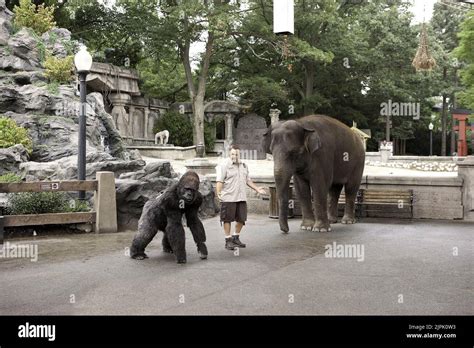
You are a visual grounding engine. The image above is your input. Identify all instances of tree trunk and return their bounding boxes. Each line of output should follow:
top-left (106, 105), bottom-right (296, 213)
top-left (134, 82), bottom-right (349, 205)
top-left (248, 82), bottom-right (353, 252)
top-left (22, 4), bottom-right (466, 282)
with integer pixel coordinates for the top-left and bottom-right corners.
top-left (450, 69), bottom-right (458, 155)
top-left (441, 67), bottom-right (448, 156)
top-left (192, 96), bottom-right (205, 147)
top-left (386, 115), bottom-right (391, 142)
top-left (180, 24), bottom-right (214, 151)
top-left (303, 60), bottom-right (315, 116)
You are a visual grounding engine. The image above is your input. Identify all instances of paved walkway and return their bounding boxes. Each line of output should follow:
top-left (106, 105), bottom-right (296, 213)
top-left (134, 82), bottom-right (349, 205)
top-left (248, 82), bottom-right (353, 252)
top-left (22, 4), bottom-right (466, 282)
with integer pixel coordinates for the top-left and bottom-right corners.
top-left (1, 216), bottom-right (472, 315)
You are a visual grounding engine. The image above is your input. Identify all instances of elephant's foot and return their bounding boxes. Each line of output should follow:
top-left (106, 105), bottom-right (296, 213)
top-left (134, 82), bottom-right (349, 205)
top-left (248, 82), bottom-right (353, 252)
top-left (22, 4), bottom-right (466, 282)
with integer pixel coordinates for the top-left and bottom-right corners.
top-left (312, 220), bottom-right (332, 233)
top-left (300, 219), bottom-right (315, 231)
top-left (328, 215), bottom-right (338, 224)
top-left (280, 220), bottom-right (289, 234)
top-left (341, 215), bottom-right (356, 224)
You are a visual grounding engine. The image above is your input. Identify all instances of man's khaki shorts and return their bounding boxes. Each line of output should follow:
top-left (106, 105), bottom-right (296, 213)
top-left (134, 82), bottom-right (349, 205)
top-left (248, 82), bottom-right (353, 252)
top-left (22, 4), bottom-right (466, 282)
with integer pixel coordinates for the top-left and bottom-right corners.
top-left (220, 201), bottom-right (247, 224)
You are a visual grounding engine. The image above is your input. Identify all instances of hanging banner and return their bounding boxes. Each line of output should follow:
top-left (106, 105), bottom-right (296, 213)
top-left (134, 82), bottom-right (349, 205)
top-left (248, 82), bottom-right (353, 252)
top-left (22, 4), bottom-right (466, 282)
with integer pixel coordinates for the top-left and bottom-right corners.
top-left (273, 0), bottom-right (294, 35)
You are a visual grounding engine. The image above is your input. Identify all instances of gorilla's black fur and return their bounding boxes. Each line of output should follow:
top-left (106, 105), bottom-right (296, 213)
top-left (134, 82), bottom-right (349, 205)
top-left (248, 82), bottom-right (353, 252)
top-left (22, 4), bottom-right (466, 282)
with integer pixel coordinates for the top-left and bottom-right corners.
top-left (130, 171), bottom-right (208, 263)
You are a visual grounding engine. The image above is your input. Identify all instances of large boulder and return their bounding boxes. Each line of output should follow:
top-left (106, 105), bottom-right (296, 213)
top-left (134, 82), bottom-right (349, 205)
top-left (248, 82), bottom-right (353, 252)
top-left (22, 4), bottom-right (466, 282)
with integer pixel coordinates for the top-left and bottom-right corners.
top-left (0, 144), bottom-right (29, 175)
top-left (2, 28), bottom-right (42, 71)
top-left (41, 28), bottom-right (76, 58)
top-left (119, 160), bottom-right (176, 181)
top-left (20, 152), bottom-right (147, 181)
top-left (115, 177), bottom-right (175, 230)
top-left (0, 84), bottom-right (58, 114)
top-left (198, 175), bottom-right (219, 218)
top-left (0, 0), bottom-right (13, 46)
top-left (4, 112), bottom-right (82, 162)
top-left (0, 84), bottom-right (78, 115)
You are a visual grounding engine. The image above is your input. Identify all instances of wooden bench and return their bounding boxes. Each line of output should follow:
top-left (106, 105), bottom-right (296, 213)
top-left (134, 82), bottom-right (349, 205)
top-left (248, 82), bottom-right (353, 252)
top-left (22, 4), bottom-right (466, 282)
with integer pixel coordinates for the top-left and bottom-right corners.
top-left (269, 186), bottom-right (414, 219)
top-left (358, 189), bottom-right (413, 219)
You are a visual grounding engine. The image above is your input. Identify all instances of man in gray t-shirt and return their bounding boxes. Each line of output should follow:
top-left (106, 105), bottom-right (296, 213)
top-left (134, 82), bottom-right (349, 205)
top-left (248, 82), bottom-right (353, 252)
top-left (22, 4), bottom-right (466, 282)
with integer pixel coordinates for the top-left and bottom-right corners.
top-left (216, 145), bottom-right (266, 250)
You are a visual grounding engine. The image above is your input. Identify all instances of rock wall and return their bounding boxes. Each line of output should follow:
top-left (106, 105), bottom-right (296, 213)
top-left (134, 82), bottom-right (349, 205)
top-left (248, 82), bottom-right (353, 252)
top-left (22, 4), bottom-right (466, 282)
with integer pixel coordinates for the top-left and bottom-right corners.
top-left (0, 5), bottom-right (218, 227)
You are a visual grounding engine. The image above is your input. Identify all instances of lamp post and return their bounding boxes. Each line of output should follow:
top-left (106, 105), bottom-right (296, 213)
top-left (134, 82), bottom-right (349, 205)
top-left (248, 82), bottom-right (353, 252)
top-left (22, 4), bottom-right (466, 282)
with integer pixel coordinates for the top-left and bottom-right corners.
top-left (429, 122), bottom-right (434, 156)
top-left (74, 45), bottom-right (93, 200)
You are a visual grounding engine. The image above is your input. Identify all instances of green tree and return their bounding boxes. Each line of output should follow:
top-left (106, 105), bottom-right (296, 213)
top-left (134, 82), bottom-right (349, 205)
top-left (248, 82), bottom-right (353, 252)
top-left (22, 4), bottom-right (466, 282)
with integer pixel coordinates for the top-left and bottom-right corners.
top-left (455, 10), bottom-right (474, 110)
top-left (431, 2), bottom-right (466, 155)
top-left (129, 0), bottom-right (244, 150)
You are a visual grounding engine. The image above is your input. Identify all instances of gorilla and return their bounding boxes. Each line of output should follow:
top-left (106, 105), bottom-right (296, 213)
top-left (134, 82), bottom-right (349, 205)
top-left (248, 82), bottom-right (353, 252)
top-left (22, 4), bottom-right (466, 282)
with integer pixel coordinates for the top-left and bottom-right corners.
top-left (130, 171), bottom-right (208, 263)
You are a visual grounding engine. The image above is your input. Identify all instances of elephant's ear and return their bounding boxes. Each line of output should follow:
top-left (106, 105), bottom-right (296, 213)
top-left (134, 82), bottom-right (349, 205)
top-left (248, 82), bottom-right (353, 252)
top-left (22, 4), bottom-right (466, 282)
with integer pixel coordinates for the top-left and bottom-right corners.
top-left (303, 127), bottom-right (322, 153)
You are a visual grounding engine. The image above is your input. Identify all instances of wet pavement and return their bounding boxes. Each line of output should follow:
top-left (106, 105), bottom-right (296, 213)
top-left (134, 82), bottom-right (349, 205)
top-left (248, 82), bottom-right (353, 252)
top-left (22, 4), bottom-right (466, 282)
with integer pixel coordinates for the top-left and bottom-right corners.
top-left (0, 215), bottom-right (472, 315)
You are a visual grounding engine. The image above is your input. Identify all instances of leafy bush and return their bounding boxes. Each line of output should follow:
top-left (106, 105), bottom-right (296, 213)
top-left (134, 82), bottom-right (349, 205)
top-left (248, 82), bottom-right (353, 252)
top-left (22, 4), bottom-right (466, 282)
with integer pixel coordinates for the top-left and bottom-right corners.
top-left (8, 192), bottom-right (68, 215)
top-left (46, 81), bottom-right (60, 95)
top-left (0, 173), bottom-right (22, 183)
top-left (13, 0), bottom-right (56, 35)
top-left (0, 117), bottom-right (33, 153)
top-left (7, 192), bottom-right (90, 215)
top-left (44, 55), bottom-right (74, 84)
top-left (153, 111), bottom-right (216, 150)
top-left (65, 200), bottom-right (90, 213)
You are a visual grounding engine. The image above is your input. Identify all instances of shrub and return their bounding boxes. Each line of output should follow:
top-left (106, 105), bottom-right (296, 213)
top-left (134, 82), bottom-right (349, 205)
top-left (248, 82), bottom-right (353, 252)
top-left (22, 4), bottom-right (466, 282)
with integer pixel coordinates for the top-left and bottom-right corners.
top-left (0, 117), bottom-right (33, 153)
top-left (153, 111), bottom-right (216, 150)
top-left (44, 55), bottom-right (74, 84)
top-left (7, 192), bottom-right (90, 215)
top-left (8, 192), bottom-right (69, 215)
top-left (13, 0), bottom-right (56, 35)
top-left (46, 81), bottom-right (60, 95)
top-left (0, 173), bottom-right (22, 183)
top-left (65, 199), bottom-right (90, 213)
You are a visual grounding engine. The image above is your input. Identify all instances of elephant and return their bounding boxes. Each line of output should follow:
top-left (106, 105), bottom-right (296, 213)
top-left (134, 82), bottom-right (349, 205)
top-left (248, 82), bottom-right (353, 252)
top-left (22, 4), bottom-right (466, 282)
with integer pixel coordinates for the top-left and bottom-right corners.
top-left (263, 115), bottom-right (365, 233)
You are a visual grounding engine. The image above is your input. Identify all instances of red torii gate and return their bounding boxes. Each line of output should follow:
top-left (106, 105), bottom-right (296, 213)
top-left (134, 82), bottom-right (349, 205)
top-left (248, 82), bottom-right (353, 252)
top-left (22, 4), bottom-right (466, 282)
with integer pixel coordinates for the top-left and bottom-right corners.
top-left (452, 109), bottom-right (474, 156)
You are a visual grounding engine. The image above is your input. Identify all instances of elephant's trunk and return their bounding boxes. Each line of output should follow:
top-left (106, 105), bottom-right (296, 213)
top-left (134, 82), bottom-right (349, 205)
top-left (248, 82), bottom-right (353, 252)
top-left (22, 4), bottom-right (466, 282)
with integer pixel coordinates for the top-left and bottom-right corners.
top-left (274, 167), bottom-right (292, 233)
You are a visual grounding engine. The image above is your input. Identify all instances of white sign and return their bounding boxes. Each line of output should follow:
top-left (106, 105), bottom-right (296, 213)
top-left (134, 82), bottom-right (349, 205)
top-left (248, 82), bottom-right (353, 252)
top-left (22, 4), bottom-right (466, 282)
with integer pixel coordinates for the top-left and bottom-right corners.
top-left (273, 0), bottom-right (294, 35)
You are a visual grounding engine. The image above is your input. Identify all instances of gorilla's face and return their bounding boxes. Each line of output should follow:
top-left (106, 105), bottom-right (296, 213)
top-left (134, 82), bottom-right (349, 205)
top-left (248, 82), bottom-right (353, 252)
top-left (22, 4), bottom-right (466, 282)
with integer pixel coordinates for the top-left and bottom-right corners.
top-left (177, 171), bottom-right (200, 204)
top-left (180, 186), bottom-right (197, 203)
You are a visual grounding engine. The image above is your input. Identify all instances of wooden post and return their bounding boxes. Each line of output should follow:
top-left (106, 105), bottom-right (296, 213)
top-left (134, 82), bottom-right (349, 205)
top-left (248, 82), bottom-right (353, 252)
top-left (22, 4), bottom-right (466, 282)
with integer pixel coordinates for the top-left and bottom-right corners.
top-left (94, 171), bottom-right (117, 233)
top-left (0, 216), bottom-right (4, 245)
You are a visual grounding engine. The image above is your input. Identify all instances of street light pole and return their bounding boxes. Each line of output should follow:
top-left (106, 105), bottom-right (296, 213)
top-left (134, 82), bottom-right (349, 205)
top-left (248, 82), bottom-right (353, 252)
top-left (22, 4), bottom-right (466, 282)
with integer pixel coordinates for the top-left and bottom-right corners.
top-left (429, 122), bottom-right (434, 156)
top-left (74, 45), bottom-right (93, 200)
top-left (78, 71), bottom-right (88, 200)
top-left (430, 129), bottom-right (433, 156)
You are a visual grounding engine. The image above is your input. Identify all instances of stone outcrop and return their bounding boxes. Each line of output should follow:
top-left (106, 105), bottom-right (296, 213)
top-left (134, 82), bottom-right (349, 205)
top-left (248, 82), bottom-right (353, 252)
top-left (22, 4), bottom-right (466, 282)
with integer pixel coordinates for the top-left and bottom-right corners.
top-left (0, 0), bottom-right (13, 46)
top-left (41, 28), bottom-right (76, 59)
top-left (0, 144), bottom-right (28, 175)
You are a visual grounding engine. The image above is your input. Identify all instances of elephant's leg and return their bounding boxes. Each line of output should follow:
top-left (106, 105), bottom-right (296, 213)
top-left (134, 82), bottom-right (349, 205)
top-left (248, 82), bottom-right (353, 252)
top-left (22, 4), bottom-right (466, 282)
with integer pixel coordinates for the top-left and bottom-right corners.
top-left (311, 183), bottom-right (331, 233)
top-left (341, 186), bottom-right (357, 224)
top-left (342, 166), bottom-right (364, 224)
top-left (294, 175), bottom-right (314, 231)
top-left (328, 184), bottom-right (343, 223)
